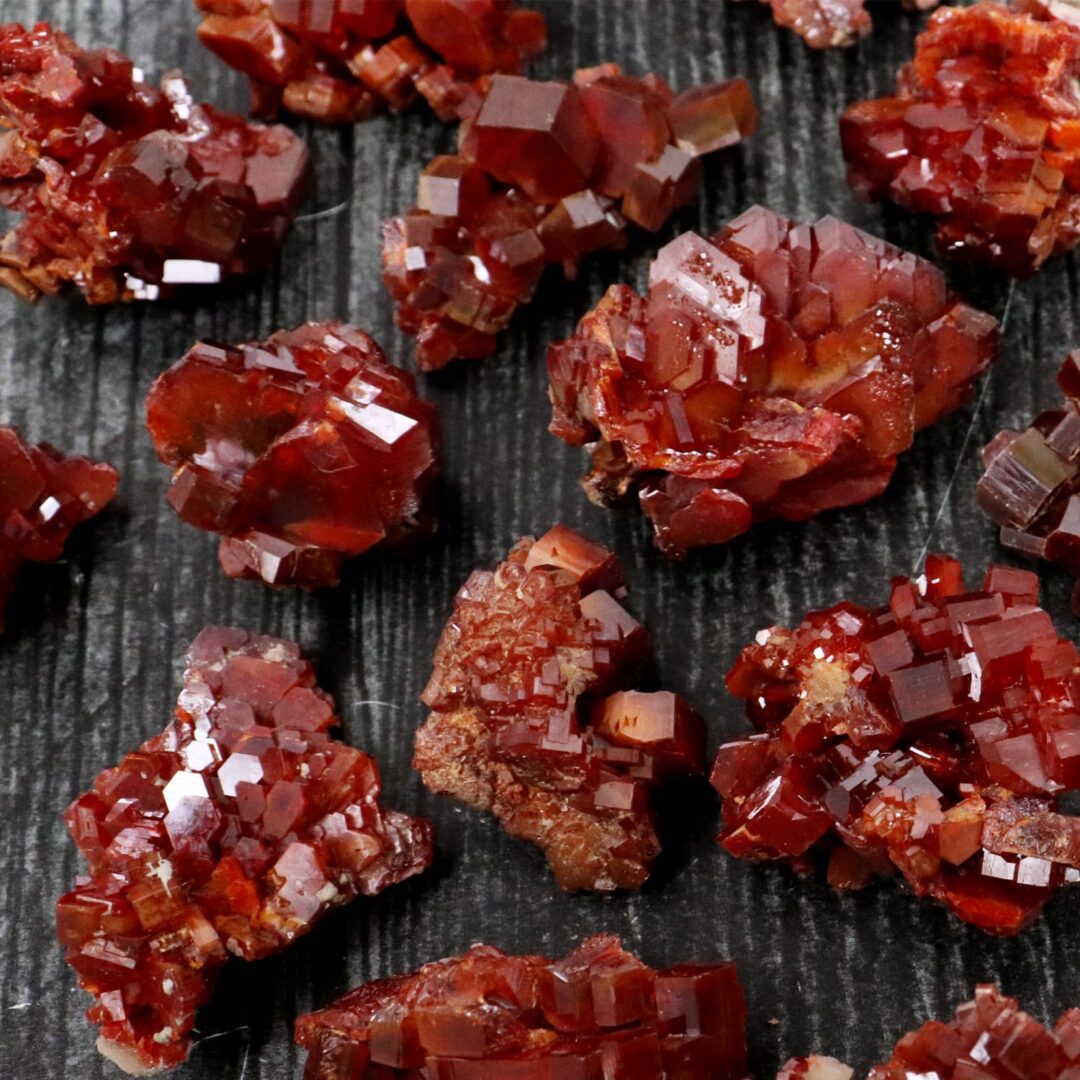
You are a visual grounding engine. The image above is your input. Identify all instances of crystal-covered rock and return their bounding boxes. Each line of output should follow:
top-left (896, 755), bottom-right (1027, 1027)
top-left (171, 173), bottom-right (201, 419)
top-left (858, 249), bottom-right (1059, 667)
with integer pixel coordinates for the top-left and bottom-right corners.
top-left (744, 0), bottom-right (939, 49)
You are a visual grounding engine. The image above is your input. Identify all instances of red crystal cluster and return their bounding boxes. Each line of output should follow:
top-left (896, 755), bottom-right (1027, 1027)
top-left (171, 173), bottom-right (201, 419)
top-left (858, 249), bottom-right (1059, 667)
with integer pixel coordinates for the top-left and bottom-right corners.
top-left (414, 524), bottom-right (706, 891)
top-left (146, 321), bottom-right (441, 590)
top-left (840, 1), bottom-right (1080, 277)
top-left (0, 22), bottom-right (308, 304)
top-left (57, 627), bottom-right (433, 1074)
top-left (712, 555), bottom-right (1080, 934)
top-left (383, 67), bottom-right (758, 370)
top-left (978, 350), bottom-right (1080, 613)
top-left (547, 206), bottom-right (998, 557)
top-left (0, 427), bottom-right (117, 629)
top-left (747, 0), bottom-right (938, 50)
top-left (196, 0), bottom-right (547, 124)
top-left (295, 933), bottom-right (748, 1079)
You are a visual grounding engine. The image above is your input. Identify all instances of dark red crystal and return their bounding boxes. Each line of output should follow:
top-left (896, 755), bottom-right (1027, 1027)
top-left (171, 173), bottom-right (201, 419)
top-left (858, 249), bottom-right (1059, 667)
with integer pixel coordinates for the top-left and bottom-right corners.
top-left (383, 66), bottom-right (758, 370)
top-left (840, 1), bottom-right (1080, 277)
top-left (146, 321), bottom-right (441, 590)
top-left (57, 626), bottom-right (433, 1074)
top-left (196, 0), bottom-right (547, 124)
top-left (0, 427), bottom-right (117, 629)
top-left (0, 22), bottom-right (307, 304)
top-left (711, 555), bottom-right (1080, 934)
top-left (977, 349), bottom-right (1080, 614)
top-left (415, 524), bottom-right (706, 891)
top-left (547, 206), bottom-right (998, 557)
top-left (295, 933), bottom-right (748, 1079)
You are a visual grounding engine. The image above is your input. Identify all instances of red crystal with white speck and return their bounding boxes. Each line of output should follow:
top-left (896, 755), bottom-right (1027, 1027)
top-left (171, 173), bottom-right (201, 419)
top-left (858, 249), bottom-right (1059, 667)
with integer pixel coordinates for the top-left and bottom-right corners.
top-left (414, 524), bottom-right (706, 891)
top-left (747, 0), bottom-right (939, 49)
top-left (196, 0), bottom-right (547, 124)
top-left (295, 933), bottom-right (748, 1080)
top-left (146, 321), bottom-right (441, 589)
top-left (712, 556), bottom-right (1080, 934)
top-left (57, 627), bottom-right (433, 1074)
top-left (547, 206), bottom-right (998, 557)
top-left (0, 427), bottom-right (117, 629)
top-left (840, 1), bottom-right (1080, 277)
top-left (0, 22), bottom-right (308, 304)
top-left (383, 66), bottom-right (757, 370)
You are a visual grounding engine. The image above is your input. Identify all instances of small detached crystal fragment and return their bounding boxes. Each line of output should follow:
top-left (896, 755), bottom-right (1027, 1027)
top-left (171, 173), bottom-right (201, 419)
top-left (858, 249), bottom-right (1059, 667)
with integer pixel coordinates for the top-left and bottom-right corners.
top-left (978, 350), bottom-right (1080, 613)
top-left (841, 1), bottom-right (1080, 277)
top-left (0, 427), bottom-right (117, 629)
top-left (415, 524), bottom-right (707, 891)
top-left (0, 22), bottom-right (308, 304)
top-left (548, 206), bottom-right (998, 557)
top-left (745, 0), bottom-right (938, 49)
top-left (712, 555), bottom-right (1080, 935)
top-left (146, 321), bottom-right (441, 590)
top-left (383, 66), bottom-right (758, 370)
top-left (295, 933), bottom-right (748, 1080)
top-left (196, 0), bottom-right (547, 124)
top-left (58, 627), bottom-right (433, 1075)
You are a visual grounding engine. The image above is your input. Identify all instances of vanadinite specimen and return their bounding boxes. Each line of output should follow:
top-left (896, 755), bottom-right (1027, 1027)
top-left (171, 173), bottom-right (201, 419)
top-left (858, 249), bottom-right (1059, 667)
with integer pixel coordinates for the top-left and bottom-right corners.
top-left (0, 22), bottom-right (307, 304)
top-left (57, 626), bottom-right (433, 1075)
top-left (196, 0), bottom-right (547, 124)
top-left (547, 206), bottom-right (998, 557)
top-left (780, 986), bottom-right (1080, 1078)
top-left (0, 427), bottom-right (117, 629)
top-left (295, 933), bottom-right (748, 1079)
top-left (383, 67), bottom-right (758, 370)
top-left (415, 524), bottom-right (706, 891)
top-left (146, 321), bottom-right (441, 589)
top-left (712, 555), bottom-right (1080, 934)
top-left (977, 350), bottom-right (1080, 613)
top-left (746, 0), bottom-right (938, 50)
top-left (840, 1), bottom-right (1080, 277)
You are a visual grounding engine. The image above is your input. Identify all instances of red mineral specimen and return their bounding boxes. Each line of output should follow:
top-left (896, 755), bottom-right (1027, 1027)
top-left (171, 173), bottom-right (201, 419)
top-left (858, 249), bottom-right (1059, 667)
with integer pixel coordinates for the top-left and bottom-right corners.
top-left (146, 321), bottom-right (441, 590)
top-left (383, 67), bottom-right (758, 370)
top-left (196, 0), bottom-right (547, 124)
top-left (547, 206), bottom-right (998, 557)
top-left (0, 427), bottom-right (117, 629)
top-left (57, 626), bottom-right (433, 1075)
top-left (415, 524), bottom-right (707, 891)
top-left (711, 555), bottom-right (1080, 934)
top-left (295, 933), bottom-right (748, 1079)
top-left (0, 22), bottom-right (308, 304)
top-left (840, 1), bottom-right (1080, 277)
top-left (977, 350), bottom-right (1080, 613)
top-left (746, 0), bottom-right (939, 49)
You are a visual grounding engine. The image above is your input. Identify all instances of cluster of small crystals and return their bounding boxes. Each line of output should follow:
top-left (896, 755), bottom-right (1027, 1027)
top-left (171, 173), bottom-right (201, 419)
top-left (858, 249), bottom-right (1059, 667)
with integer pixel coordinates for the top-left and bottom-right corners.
top-left (0, 427), bottom-right (117, 629)
top-left (840, 1), bottom-right (1080, 277)
top-left (146, 321), bottom-right (441, 590)
top-left (383, 66), bottom-right (758, 370)
top-left (0, 22), bottom-right (308, 304)
top-left (547, 206), bottom-right (998, 558)
top-left (712, 556), bottom-right (1080, 935)
top-left (977, 350), bottom-right (1080, 614)
top-left (414, 524), bottom-right (706, 892)
top-left (57, 627), bottom-right (433, 1075)
top-left (746, 0), bottom-right (938, 49)
top-left (196, 0), bottom-right (547, 124)
top-left (295, 933), bottom-right (748, 1079)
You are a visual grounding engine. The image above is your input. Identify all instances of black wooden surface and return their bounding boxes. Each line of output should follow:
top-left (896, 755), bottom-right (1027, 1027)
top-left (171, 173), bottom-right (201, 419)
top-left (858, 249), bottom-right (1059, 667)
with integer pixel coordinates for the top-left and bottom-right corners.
top-left (1, 1), bottom-right (1077, 1077)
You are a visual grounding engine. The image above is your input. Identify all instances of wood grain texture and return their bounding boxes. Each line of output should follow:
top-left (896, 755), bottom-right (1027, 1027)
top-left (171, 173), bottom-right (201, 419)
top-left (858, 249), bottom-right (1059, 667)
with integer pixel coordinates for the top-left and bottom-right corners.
top-left (0, 1), bottom-right (1077, 1076)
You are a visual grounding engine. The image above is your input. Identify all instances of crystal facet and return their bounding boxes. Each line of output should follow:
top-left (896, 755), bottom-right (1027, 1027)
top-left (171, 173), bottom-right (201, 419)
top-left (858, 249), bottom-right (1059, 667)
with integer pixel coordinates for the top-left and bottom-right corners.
top-left (712, 556), bottom-right (1080, 934)
top-left (196, 0), bottom-right (547, 124)
top-left (146, 321), bottom-right (441, 589)
top-left (58, 627), bottom-right (433, 1073)
top-left (383, 67), bottom-right (757, 370)
top-left (547, 206), bottom-right (998, 557)
top-left (295, 934), bottom-right (748, 1080)
top-left (0, 22), bottom-right (308, 304)
top-left (0, 427), bottom-right (117, 629)
top-left (840, 1), bottom-right (1080, 277)
top-left (415, 525), bottom-right (706, 891)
